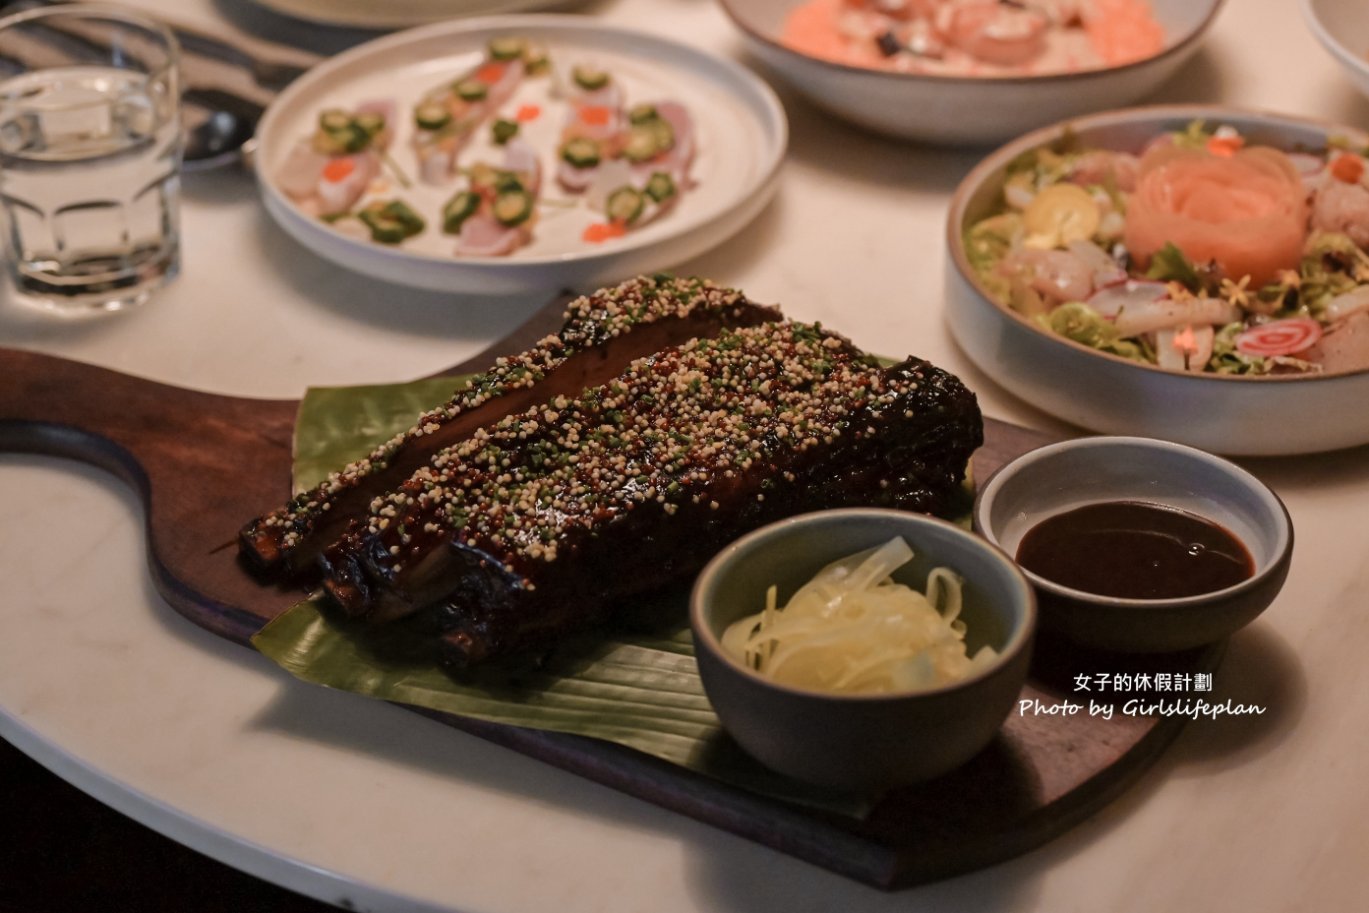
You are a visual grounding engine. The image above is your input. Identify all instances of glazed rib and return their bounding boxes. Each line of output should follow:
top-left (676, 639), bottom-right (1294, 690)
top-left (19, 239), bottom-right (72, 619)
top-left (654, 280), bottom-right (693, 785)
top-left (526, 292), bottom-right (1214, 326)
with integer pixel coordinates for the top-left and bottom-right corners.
top-left (239, 276), bottom-right (777, 577)
top-left (319, 320), bottom-right (983, 665)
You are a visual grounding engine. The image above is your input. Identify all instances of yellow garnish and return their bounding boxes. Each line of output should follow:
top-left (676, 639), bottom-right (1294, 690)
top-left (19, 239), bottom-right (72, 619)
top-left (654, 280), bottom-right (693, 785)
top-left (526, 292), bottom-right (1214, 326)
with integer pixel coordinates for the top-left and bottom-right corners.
top-left (1166, 281), bottom-right (1195, 302)
top-left (1220, 275), bottom-right (1252, 308)
top-left (1022, 183), bottom-right (1101, 250)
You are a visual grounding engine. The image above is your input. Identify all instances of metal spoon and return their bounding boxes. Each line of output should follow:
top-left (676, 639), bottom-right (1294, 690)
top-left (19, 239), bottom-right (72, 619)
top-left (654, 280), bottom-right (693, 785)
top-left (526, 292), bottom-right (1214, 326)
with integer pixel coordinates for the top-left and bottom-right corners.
top-left (182, 87), bottom-right (264, 172)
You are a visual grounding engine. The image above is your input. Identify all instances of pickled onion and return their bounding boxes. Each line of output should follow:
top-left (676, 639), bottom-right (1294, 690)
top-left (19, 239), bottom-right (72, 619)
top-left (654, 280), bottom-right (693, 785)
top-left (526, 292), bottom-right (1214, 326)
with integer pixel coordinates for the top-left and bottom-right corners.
top-left (720, 538), bottom-right (998, 695)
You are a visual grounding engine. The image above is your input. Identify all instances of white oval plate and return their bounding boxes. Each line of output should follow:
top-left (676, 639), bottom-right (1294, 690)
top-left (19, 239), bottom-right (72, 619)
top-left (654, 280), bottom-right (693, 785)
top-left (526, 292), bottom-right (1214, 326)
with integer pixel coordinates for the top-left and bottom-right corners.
top-left (255, 15), bottom-right (787, 295)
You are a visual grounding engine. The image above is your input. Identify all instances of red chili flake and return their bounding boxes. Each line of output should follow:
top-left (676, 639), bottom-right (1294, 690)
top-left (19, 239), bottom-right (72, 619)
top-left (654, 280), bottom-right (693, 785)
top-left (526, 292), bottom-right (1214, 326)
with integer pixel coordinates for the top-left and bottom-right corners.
top-left (578, 105), bottom-right (612, 127)
top-left (582, 221), bottom-right (627, 243)
top-left (1331, 152), bottom-right (1365, 184)
top-left (476, 62), bottom-right (507, 84)
top-left (322, 158), bottom-right (356, 182)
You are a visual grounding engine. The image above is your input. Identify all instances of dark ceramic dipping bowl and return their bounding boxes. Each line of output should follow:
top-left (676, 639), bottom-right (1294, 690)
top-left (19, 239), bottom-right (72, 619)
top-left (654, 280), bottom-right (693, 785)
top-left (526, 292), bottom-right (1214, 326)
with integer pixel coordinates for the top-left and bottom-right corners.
top-left (690, 509), bottom-right (1035, 793)
top-left (974, 437), bottom-right (1293, 653)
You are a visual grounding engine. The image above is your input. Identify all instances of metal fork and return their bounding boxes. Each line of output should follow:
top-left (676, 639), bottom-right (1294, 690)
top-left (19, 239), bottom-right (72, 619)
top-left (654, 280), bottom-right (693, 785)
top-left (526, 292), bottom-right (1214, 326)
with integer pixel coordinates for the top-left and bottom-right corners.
top-left (2, 0), bottom-right (319, 92)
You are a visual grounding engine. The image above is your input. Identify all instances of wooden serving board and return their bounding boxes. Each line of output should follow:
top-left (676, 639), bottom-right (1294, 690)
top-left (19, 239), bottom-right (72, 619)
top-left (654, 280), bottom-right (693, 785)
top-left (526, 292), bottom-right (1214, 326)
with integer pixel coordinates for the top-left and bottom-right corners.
top-left (0, 298), bottom-right (1218, 890)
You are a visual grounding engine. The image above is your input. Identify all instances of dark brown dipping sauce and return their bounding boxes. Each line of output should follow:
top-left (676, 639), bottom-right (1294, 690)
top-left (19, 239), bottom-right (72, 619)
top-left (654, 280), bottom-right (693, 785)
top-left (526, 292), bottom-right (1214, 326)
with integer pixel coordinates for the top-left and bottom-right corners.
top-left (1016, 501), bottom-right (1255, 600)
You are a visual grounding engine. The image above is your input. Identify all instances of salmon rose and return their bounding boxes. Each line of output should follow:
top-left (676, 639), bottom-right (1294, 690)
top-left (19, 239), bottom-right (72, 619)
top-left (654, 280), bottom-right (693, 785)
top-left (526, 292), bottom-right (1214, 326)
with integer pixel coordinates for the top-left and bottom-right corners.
top-left (1124, 144), bottom-right (1309, 287)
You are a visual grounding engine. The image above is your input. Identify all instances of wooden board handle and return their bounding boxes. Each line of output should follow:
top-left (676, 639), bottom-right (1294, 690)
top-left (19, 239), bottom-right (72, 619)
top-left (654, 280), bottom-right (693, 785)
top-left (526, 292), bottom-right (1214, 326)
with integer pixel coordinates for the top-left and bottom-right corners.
top-left (3, 348), bottom-right (262, 475)
top-left (0, 346), bottom-right (301, 640)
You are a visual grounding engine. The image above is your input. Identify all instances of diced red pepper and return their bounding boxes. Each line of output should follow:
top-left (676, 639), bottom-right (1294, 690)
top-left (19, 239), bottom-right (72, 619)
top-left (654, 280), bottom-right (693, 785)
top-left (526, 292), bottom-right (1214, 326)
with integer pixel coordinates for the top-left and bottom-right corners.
top-left (476, 62), bottom-right (507, 84)
top-left (321, 158), bottom-right (356, 183)
top-left (1206, 134), bottom-right (1244, 158)
top-left (516, 104), bottom-right (541, 122)
top-left (582, 220), bottom-right (627, 243)
top-left (1331, 152), bottom-right (1365, 184)
top-left (578, 105), bottom-right (612, 127)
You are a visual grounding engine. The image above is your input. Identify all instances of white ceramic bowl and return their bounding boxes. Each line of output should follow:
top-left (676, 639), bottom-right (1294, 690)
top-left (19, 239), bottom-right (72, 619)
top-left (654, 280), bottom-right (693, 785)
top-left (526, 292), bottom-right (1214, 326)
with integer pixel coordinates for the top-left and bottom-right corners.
top-left (717, 0), bottom-right (1224, 146)
top-left (692, 509), bottom-right (1036, 791)
top-left (945, 105), bottom-right (1369, 456)
top-left (1302, 0), bottom-right (1369, 100)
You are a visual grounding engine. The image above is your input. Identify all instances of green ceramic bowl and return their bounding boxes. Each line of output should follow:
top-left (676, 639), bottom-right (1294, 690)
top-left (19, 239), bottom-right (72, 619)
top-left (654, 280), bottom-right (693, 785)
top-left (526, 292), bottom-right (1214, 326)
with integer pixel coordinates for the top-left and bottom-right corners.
top-left (690, 508), bottom-right (1036, 793)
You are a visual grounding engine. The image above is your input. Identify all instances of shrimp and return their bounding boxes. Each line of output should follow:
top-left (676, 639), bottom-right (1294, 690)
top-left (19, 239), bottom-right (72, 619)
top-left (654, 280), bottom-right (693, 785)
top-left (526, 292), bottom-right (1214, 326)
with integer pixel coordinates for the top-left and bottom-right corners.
top-left (999, 247), bottom-right (1095, 306)
top-left (1032, 0), bottom-right (1085, 25)
top-left (1311, 178), bottom-right (1369, 250)
top-left (941, 2), bottom-right (1048, 67)
top-left (1069, 150), bottom-right (1140, 193)
top-left (1084, 0), bottom-right (1165, 66)
top-left (841, 0), bottom-right (924, 20)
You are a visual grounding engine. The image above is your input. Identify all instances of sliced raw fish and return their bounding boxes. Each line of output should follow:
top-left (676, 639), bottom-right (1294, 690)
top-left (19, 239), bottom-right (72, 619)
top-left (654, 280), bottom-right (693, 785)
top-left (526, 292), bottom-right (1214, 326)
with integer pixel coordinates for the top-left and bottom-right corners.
top-left (564, 102), bottom-right (623, 144)
top-left (316, 153), bottom-right (377, 216)
top-left (503, 139), bottom-right (542, 195)
top-left (355, 98), bottom-right (397, 149)
top-left (1086, 279), bottom-right (1168, 318)
top-left (586, 160), bottom-right (633, 209)
top-left (484, 58), bottom-right (526, 109)
top-left (410, 57), bottom-right (524, 186)
top-left (632, 101), bottom-right (695, 184)
top-left (561, 78), bottom-right (623, 111)
top-left (455, 213), bottom-right (524, 257)
top-left (557, 157), bottom-right (598, 192)
top-left (278, 140), bottom-right (329, 200)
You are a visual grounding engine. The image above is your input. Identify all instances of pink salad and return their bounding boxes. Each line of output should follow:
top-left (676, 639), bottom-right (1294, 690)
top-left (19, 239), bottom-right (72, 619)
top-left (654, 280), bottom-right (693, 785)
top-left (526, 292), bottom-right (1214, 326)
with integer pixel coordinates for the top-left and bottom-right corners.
top-left (782, 0), bottom-right (1165, 77)
top-left (965, 122), bottom-right (1369, 376)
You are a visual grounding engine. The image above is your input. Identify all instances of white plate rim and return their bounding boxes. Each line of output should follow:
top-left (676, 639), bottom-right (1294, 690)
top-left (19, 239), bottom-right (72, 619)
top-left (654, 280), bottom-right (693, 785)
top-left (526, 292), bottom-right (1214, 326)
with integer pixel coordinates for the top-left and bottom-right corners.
top-left (249, 0), bottom-right (568, 31)
top-left (254, 14), bottom-right (789, 291)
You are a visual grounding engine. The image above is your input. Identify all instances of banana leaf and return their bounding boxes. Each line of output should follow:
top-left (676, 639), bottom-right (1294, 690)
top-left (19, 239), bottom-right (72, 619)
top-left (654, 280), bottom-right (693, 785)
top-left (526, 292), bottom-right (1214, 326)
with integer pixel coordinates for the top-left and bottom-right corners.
top-left (254, 372), bottom-right (873, 816)
top-left (291, 376), bottom-right (471, 495)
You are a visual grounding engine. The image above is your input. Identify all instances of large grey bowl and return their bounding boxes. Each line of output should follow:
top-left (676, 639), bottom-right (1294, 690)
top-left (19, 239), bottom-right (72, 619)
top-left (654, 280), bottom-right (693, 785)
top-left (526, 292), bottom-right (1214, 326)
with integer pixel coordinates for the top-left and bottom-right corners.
top-left (973, 437), bottom-right (1293, 653)
top-left (718, 0), bottom-right (1224, 145)
top-left (946, 105), bottom-right (1369, 455)
top-left (690, 509), bottom-right (1036, 793)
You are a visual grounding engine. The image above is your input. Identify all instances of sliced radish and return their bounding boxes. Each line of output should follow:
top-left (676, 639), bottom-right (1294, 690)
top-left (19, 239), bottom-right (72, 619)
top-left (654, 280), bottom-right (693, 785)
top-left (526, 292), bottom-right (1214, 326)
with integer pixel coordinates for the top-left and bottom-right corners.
top-left (1085, 279), bottom-right (1168, 319)
top-left (455, 213), bottom-right (523, 257)
top-left (1066, 239), bottom-right (1127, 288)
top-left (1155, 324), bottom-right (1214, 372)
top-left (1235, 318), bottom-right (1322, 357)
top-left (1111, 294), bottom-right (1241, 337)
top-left (1324, 285), bottom-right (1369, 322)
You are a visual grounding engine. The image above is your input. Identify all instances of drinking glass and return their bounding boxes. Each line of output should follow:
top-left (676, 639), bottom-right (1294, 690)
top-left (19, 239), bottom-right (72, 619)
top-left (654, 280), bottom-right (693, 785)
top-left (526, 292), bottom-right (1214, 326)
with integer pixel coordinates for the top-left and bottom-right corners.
top-left (0, 4), bottom-right (181, 313)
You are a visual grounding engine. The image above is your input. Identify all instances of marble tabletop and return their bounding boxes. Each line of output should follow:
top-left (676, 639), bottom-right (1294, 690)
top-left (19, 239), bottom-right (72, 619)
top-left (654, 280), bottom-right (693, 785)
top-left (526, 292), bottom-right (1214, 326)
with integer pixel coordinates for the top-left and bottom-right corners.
top-left (1, 0), bottom-right (1366, 910)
